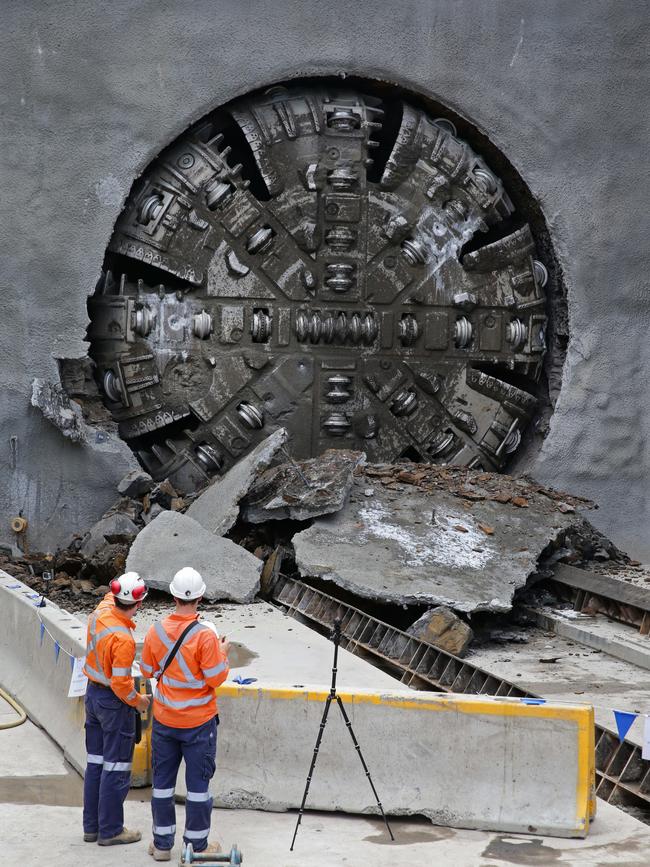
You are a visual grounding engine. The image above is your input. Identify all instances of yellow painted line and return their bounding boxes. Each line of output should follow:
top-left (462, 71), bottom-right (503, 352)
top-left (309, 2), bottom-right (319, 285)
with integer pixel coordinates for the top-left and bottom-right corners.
top-left (216, 683), bottom-right (592, 723)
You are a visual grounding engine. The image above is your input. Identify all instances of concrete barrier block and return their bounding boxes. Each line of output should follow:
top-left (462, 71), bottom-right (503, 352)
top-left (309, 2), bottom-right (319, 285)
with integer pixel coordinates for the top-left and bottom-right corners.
top-left (211, 683), bottom-right (595, 838)
top-left (0, 573), bottom-right (151, 782)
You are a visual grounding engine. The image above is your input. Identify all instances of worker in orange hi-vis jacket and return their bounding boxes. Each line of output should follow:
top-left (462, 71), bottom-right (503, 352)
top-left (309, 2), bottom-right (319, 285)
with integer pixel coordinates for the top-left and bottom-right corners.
top-left (82, 571), bottom-right (151, 846)
top-left (141, 567), bottom-right (230, 862)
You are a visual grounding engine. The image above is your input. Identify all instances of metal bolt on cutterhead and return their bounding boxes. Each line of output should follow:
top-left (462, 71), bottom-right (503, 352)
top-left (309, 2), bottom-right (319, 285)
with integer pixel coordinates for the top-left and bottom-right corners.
top-left (398, 314), bottom-right (419, 346)
top-left (454, 316), bottom-right (473, 348)
top-left (323, 413), bottom-right (350, 436)
top-left (325, 263), bottom-right (355, 292)
top-left (237, 402), bottom-right (264, 429)
top-left (506, 317), bottom-right (528, 349)
top-left (401, 237), bottom-right (428, 265)
top-left (138, 193), bottom-right (164, 224)
top-left (192, 310), bottom-right (213, 339)
top-left (251, 310), bottom-right (272, 343)
top-left (195, 443), bottom-right (223, 472)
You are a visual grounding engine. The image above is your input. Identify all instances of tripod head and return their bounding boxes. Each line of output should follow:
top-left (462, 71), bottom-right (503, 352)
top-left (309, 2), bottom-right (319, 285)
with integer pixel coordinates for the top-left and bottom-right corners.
top-left (330, 617), bottom-right (342, 644)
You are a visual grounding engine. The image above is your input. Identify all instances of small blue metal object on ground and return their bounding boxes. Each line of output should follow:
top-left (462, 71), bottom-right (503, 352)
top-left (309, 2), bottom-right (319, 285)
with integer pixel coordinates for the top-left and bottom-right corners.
top-left (180, 842), bottom-right (243, 865)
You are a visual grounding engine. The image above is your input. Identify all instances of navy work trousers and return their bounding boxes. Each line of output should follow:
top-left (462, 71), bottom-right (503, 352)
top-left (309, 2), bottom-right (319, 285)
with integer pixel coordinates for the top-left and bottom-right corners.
top-left (151, 716), bottom-right (218, 852)
top-left (83, 681), bottom-right (136, 840)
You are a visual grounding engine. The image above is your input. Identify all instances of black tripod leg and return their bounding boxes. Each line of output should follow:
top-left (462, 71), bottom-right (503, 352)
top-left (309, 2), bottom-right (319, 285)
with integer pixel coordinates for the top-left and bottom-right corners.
top-left (335, 696), bottom-right (395, 841)
top-left (290, 695), bottom-right (333, 851)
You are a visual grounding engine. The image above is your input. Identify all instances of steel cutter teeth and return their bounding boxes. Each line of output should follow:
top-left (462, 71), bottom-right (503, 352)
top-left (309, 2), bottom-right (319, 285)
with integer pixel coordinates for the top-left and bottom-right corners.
top-left (92, 84), bottom-right (547, 489)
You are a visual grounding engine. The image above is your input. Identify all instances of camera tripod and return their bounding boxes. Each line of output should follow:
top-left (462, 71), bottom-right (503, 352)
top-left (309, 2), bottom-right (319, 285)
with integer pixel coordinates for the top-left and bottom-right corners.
top-left (290, 618), bottom-right (395, 850)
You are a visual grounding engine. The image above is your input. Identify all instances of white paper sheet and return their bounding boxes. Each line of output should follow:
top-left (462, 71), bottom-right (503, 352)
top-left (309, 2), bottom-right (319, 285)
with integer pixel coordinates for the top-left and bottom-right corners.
top-left (68, 656), bottom-right (88, 698)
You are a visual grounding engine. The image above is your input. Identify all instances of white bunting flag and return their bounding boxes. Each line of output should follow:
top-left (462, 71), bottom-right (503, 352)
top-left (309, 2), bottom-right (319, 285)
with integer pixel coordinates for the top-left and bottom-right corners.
top-left (643, 715), bottom-right (650, 761)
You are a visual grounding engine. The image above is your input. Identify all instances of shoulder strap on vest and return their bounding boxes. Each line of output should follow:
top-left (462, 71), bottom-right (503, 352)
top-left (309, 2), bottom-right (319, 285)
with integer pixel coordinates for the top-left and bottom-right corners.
top-left (157, 621), bottom-right (200, 679)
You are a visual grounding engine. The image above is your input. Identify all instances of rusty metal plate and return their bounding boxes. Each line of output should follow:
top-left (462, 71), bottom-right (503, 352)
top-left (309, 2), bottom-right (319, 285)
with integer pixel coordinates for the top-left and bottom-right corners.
top-left (88, 85), bottom-right (547, 492)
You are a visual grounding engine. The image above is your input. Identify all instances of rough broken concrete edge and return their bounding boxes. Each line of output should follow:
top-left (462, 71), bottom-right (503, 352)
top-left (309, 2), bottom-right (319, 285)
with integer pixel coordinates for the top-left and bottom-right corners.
top-left (290, 501), bottom-right (583, 613)
top-left (187, 427), bottom-right (289, 536)
top-left (125, 510), bottom-right (263, 603)
top-left (293, 565), bottom-right (514, 614)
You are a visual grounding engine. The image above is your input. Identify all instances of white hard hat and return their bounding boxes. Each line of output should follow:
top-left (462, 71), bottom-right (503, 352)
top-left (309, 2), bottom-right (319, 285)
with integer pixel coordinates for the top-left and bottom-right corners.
top-left (110, 571), bottom-right (148, 603)
top-left (169, 566), bottom-right (206, 601)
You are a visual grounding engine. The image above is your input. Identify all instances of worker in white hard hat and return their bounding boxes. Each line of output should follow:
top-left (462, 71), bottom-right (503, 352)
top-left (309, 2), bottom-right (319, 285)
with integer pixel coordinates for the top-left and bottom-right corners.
top-left (141, 567), bottom-right (230, 861)
top-left (82, 571), bottom-right (151, 846)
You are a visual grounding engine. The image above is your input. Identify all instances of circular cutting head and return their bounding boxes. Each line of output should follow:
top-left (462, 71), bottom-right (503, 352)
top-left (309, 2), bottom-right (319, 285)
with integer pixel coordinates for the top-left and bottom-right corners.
top-left (89, 84), bottom-right (547, 492)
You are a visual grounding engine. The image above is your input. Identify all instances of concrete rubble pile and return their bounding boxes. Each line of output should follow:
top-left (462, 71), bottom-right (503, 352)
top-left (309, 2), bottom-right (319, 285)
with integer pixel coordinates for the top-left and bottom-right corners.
top-left (125, 429), bottom-right (289, 602)
top-left (4, 430), bottom-right (629, 660)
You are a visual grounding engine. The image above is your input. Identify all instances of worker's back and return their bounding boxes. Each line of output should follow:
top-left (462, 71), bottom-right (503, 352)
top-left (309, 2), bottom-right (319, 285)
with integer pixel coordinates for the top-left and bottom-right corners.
top-left (141, 613), bottom-right (229, 728)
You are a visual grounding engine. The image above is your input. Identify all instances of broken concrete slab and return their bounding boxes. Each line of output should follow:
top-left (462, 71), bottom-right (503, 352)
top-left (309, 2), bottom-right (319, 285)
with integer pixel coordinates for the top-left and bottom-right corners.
top-left (242, 449), bottom-right (364, 523)
top-left (293, 465), bottom-right (586, 613)
top-left (186, 428), bottom-right (288, 536)
top-left (116, 469), bottom-right (154, 498)
top-left (407, 607), bottom-right (473, 657)
top-left (79, 513), bottom-right (139, 559)
top-left (126, 510), bottom-right (261, 602)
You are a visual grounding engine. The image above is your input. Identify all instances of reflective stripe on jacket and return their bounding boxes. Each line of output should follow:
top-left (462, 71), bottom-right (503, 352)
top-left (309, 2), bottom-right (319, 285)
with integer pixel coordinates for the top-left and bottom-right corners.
top-left (141, 613), bottom-right (229, 728)
top-left (83, 592), bottom-right (139, 708)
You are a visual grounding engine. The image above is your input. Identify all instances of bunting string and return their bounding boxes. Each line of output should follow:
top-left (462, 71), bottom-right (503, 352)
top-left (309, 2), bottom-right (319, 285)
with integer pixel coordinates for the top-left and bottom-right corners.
top-left (2, 582), bottom-right (80, 663)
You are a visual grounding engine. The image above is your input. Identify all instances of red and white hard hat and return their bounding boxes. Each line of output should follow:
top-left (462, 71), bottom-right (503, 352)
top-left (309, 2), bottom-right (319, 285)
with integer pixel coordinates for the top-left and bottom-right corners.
top-left (110, 571), bottom-right (148, 603)
top-left (169, 566), bottom-right (206, 601)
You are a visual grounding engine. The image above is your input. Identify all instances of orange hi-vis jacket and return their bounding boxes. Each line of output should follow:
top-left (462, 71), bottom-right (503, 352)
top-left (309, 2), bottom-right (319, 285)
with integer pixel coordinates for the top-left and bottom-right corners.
top-left (83, 592), bottom-right (139, 708)
top-left (141, 613), bottom-right (229, 728)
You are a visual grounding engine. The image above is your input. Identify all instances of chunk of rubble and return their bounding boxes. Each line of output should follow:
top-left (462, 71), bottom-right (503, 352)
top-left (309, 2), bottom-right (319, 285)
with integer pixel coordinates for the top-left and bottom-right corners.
top-left (407, 607), bottom-right (473, 657)
top-left (126, 510), bottom-right (261, 602)
top-left (117, 469), bottom-right (154, 498)
top-left (80, 513), bottom-right (139, 559)
top-left (186, 429), bottom-right (288, 536)
top-left (293, 466), bottom-right (587, 613)
top-left (242, 450), bottom-right (364, 523)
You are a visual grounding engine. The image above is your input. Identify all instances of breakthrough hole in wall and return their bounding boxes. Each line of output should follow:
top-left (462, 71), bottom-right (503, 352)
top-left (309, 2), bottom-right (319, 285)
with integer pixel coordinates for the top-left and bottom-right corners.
top-left (80, 75), bottom-right (566, 494)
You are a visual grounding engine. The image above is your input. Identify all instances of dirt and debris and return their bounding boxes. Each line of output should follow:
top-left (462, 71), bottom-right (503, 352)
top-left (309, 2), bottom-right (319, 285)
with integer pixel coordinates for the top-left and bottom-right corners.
top-left (116, 470), bottom-right (155, 499)
top-left (79, 513), bottom-right (139, 559)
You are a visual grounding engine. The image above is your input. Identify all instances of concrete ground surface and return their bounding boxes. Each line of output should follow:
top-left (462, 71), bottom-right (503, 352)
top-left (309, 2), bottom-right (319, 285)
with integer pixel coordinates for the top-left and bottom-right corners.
top-left (3, 696), bottom-right (650, 865)
top-left (469, 625), bottom-right (650, 747)
top-left (531, 604), bottom-right (650, 673)
top-left (76, 601), bottom-right (402, 690)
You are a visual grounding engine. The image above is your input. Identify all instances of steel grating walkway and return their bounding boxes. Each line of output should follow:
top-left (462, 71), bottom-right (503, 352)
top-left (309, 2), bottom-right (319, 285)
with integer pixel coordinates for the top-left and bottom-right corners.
top-left (272, 575), bottom-right (650, 819)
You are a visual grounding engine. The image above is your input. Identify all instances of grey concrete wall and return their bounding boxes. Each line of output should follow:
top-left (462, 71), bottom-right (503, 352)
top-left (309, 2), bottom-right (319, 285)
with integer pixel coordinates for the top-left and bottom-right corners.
top-left (1, 1), bottom-right (648, 556)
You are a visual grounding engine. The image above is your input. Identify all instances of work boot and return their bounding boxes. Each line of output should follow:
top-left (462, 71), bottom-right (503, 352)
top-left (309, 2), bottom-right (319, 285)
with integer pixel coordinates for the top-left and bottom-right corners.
top-left (83, 832), bottom-right (98, 842)
top-left (98, 827), bottom-right (142, 846)
top-left (148, 842), bottom-right (171, 861)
